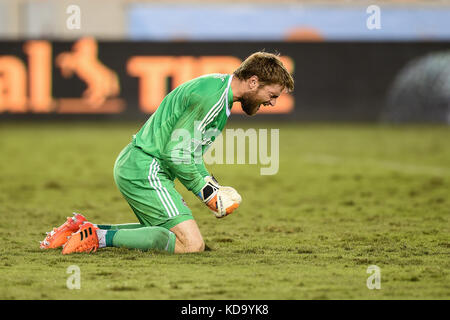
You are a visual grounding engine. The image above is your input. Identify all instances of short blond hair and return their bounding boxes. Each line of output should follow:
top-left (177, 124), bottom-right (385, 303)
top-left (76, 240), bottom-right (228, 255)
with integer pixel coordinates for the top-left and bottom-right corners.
top-left (233, 52), bottom-right (294, 92)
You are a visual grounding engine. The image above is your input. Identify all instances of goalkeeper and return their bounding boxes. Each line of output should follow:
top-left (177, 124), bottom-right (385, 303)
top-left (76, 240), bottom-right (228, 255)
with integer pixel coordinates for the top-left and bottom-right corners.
top-left (40, 52), bottom-right (294, 254)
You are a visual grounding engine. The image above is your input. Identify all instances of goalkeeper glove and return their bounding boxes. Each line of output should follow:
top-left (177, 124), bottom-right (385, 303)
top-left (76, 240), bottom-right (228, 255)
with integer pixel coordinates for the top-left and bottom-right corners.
top-left (197, 176), bottom-right (242, 218)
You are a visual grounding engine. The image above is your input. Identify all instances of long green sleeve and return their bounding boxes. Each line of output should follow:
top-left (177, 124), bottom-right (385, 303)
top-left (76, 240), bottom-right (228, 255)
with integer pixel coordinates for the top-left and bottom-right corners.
top-left (133, 74), bottom-right (234, 195)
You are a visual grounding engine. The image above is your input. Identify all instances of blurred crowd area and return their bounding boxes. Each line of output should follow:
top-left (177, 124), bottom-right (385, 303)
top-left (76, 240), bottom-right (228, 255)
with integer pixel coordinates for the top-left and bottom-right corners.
top-left (0, 0), bottom-right (449, 41)
top-left (0, 0), bottom-right (448, 123)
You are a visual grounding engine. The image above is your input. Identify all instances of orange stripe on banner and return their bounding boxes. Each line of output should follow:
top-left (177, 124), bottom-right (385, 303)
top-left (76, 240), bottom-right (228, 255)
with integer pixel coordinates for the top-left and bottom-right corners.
top-left (57, 98), bottom-right (125, 114)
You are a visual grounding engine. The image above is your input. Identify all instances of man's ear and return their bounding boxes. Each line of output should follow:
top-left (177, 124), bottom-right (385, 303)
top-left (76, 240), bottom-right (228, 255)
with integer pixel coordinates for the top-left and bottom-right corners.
top-left (248, 75), bottom-right (259, 90)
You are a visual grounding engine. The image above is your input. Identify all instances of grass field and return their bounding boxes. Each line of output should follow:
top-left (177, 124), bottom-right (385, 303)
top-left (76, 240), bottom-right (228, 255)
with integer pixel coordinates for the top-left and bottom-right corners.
top-left (0, 121), bottom-right (449, 300)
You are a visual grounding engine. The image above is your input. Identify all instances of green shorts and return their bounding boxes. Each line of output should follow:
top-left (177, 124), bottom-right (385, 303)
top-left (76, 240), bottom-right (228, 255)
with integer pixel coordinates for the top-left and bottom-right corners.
top-left (113, 142), bottom-right (194, 230)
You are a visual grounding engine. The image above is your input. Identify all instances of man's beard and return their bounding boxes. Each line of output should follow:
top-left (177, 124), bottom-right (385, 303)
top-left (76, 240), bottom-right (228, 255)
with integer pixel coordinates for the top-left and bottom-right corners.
top-left (240, 93), bottom-right (262, 116)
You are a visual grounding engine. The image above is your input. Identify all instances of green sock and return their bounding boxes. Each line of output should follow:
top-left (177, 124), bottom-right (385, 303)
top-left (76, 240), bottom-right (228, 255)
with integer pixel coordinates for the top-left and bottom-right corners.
top-left (108, 226), bottom-right (176, 254)
top-left (105, 230), bottom-right (118, 247)
top-left (96, 223), bottom-right (144, 230)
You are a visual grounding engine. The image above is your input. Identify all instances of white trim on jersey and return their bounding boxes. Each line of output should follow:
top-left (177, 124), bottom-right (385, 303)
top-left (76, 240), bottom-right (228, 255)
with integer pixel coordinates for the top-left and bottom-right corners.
top-left (197, 89), bottom-right (227, 133)
top-left (225, 74), bottom-right (233, 117)
top-left (197, 74), bottom-right (233, 133)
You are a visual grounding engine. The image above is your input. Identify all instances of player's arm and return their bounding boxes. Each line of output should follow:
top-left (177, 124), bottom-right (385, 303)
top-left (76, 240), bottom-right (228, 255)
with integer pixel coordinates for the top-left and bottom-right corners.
top-left (196, 161), bottom-right (210, 179)
top-left (163, 135), bottom-right (241, 218)
top-left (160, 120), bottom-right (206, 196)
top-left (159, 86), bottom-right (217, 196)
top-left (160, 87), bottom-right (240, 217)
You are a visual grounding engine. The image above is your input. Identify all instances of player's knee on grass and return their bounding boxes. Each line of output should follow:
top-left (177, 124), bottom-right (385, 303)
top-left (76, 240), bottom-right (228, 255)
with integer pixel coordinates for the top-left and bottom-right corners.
top-left (175, 235), bottom-right (205, 253)
top-left (186, 237), bottom-right (205, 253)
top-left (173, 231), bottom-right (205, 253)
top-left (170, 219), bottom-right (205, 253)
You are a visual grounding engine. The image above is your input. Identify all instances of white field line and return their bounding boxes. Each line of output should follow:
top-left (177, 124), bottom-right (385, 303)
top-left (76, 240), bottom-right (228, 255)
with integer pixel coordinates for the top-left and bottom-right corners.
top-left (301, 154), bottom-right (450, 176)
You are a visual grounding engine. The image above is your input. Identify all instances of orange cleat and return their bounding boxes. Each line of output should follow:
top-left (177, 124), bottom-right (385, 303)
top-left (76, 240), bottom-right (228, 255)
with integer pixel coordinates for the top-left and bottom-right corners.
top-left (62, 222), bottom-right (99, 255)
top-left (40, 213), bottom-right (87, 249)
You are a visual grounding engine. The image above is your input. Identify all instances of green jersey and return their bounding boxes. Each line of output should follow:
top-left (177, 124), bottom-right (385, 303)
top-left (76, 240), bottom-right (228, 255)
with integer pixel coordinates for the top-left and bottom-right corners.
top-left (134, 73), bottom-right (234, 195)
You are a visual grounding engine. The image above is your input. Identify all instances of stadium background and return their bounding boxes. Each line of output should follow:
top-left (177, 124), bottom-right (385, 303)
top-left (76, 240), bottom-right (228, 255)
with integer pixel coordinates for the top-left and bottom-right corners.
top-left (1, 0), bottom-right (449, 123)
top-left (0, 0), bottom-right (449, 301)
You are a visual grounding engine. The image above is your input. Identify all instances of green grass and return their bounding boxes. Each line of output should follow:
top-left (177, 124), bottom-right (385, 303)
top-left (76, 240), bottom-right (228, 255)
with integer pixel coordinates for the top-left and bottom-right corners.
top-left (0, 121), bottom-right (449, 300)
